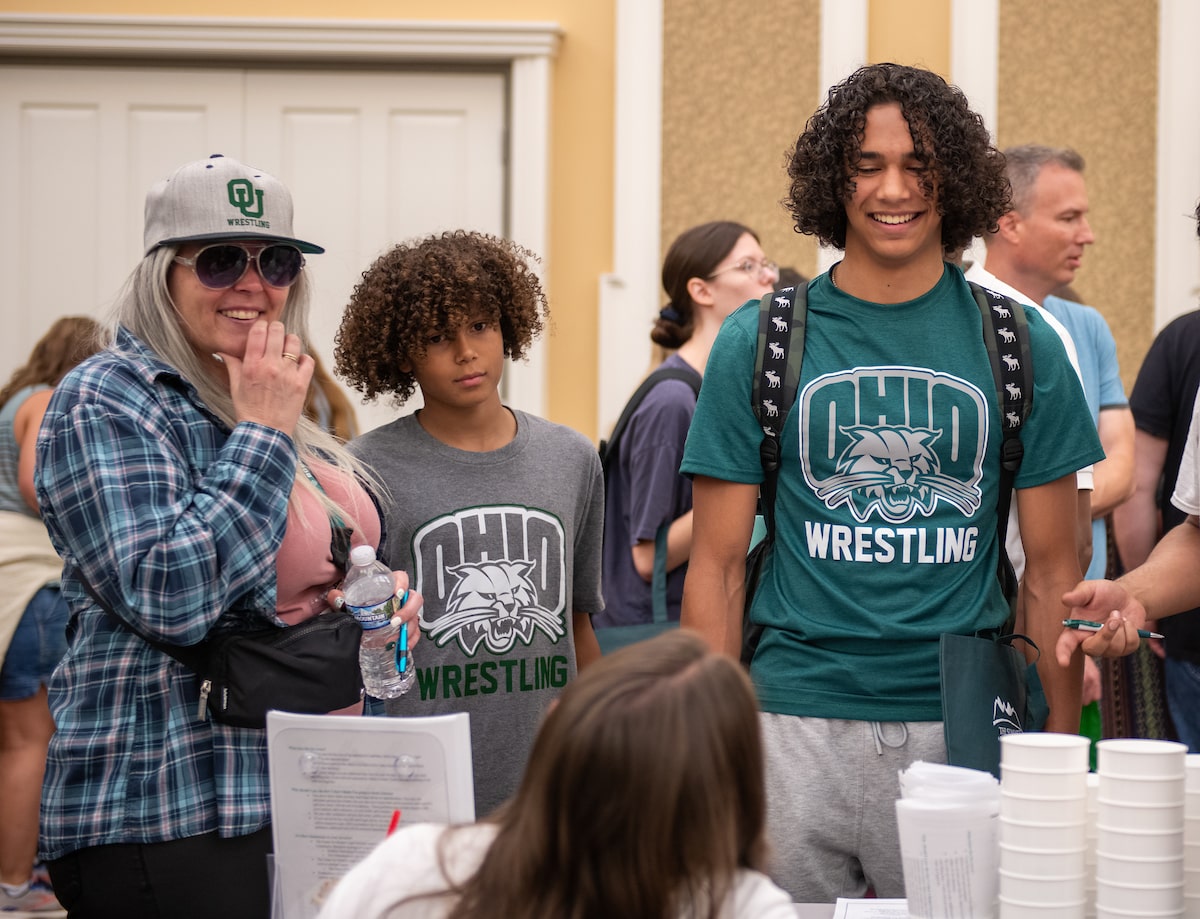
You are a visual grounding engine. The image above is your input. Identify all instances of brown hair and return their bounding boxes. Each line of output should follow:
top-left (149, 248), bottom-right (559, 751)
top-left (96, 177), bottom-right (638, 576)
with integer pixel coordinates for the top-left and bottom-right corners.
top-left (0, 316), bottom-right (105, 409)
top-left (334, 231), bottom-right (547, 406)
top-left (653, 221), bottom-right (757, 350)
top-left (391, 630), bottom-right (768, 919)
top-left (786, 62), bottom-right (1010, 255)
top-left (303, 350), bottom-right (359, 442)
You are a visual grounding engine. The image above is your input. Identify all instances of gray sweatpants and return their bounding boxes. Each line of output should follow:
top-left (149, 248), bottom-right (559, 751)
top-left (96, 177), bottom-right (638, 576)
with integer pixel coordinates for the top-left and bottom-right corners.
top-left (760, 713), bottom-right (946, 903)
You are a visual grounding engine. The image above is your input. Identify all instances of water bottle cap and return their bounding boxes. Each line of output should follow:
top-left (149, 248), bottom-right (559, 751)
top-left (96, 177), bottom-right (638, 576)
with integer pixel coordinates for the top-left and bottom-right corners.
top-left (349, 545), bottom-right (377, 567)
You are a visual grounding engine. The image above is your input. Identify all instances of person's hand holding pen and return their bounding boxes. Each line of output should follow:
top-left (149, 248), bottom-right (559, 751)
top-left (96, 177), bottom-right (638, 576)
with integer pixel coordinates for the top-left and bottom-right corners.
top-left (1056, 579), bottom-right (1146, 666)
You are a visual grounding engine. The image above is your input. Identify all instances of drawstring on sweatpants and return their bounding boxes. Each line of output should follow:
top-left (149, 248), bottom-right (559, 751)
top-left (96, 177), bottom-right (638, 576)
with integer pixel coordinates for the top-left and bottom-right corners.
top-left (870, 721), bottom-right (909, 755)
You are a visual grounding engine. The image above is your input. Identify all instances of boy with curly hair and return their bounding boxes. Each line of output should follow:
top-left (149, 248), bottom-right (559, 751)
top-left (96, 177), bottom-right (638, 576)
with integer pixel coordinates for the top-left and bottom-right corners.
top-left (680, 63), bottom-right (1116, 900)
top-left (335, 231), bottom-right (603, 818)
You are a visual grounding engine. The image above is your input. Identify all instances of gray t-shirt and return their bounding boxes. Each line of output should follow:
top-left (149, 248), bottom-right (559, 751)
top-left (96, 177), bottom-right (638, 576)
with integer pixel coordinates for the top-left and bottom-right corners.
top-left (351, 409), bottom-right (605, 817)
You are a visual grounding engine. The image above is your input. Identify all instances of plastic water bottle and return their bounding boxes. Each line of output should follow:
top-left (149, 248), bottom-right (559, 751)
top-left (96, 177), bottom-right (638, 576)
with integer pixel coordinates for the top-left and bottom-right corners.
top-left (341, 545), bottom-right (415, 699)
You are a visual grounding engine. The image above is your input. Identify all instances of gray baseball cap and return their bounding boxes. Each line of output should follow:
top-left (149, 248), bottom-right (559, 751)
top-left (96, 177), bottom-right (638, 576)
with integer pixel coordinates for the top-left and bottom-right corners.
top-left (143, 154), bottom-right (324, 256)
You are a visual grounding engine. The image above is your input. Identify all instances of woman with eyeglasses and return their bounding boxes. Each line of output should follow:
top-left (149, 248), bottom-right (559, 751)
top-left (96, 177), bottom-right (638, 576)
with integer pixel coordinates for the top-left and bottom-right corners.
top-left (32, 155), bottom-right (421, 918)
top-left (597, 221), bottom-right (777, 643)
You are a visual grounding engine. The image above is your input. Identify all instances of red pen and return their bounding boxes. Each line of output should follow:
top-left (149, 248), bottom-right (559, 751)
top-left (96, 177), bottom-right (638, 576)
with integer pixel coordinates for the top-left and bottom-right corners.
top-left (386, 809), bottom-right (402, 836)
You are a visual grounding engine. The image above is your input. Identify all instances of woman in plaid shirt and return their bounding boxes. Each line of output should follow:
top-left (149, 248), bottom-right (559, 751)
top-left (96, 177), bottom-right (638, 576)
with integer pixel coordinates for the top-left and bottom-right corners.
top-left (32, 155), bottom-right (420, 919)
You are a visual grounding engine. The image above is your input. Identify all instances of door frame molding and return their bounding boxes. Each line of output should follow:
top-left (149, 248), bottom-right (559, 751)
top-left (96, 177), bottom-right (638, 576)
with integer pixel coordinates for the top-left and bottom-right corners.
top-left (0, 13), bottom-right (560, 414)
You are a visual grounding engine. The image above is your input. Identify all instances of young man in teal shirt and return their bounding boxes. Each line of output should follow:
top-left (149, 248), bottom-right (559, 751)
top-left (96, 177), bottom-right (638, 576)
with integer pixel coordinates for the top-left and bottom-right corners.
top-left (680, 63), bottom-right (1132, 902)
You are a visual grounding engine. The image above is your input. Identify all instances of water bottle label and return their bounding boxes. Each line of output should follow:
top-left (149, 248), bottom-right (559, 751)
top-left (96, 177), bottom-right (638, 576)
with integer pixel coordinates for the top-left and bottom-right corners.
top-left (345, 595), bottom-right (396, 629)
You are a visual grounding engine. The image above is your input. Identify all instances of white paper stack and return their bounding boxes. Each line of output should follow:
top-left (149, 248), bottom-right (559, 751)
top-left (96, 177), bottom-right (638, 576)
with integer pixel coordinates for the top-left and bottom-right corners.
top-left (897, 761), bottom-right (1001, 918)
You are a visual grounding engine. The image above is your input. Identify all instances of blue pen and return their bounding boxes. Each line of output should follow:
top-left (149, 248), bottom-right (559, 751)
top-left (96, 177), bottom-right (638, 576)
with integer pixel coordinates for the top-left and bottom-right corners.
top-left (396, 590), bottom-right (410, 675)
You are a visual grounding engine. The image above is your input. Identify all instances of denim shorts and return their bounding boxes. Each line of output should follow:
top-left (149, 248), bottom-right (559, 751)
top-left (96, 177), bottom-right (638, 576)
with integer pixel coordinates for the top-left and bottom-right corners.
top-left (0, 586), bottom-right (68, 700)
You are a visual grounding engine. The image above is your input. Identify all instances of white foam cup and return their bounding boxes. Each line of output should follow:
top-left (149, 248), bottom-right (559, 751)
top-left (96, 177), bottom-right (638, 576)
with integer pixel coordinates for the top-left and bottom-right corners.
top-left (1095, 878), bottom-right (1183, 912)
top-left (999, 868), bottom-right (1086, 905)
top-left (998, 895), bottom-right (1087, 918)
top-left (1185, 793), bottom-right (1200, 821)
top-left (1095, 824), bottom-right (1184, 859)
top-left (1094, 850), bottom-right (1183, 885)
top-left (1097, 798), bottom-right (1184, 832)
top-left (1094, 907), bottom-right (1184, 919)
top-left (1097, 739), bottom-right (1188, 777)
top-left (1186, 755), bottom-right (1200, 792)
top-left (1185, 841), bottom-right (1200, 869)
top-left (1000, 816), bottom-right (1088, 850)
top-left (1002, 763), bottom-right (1090, 797)
top-left (1000, 843), bottom-right (1086, 876)
top-left (1184, 867), bottom-right (1200, 896)
top-left (1002, 733), bottom-right (1091, 772)
top-left (1002, 790), bottom-right (1089, 824)
top-left (1099, 772), bottom-right (1186, 805)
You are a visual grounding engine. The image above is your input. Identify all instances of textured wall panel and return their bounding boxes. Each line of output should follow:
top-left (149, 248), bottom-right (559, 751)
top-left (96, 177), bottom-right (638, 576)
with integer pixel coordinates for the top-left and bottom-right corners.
top-left (998, 0), bottom-right (1159, 391)
top-left (662, 0), bottom-right (821, 288)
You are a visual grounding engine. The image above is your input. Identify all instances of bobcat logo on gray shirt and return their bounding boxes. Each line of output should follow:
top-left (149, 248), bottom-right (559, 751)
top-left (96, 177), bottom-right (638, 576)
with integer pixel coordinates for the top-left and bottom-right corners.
top-left (412, 505), bottom-right (568, 655)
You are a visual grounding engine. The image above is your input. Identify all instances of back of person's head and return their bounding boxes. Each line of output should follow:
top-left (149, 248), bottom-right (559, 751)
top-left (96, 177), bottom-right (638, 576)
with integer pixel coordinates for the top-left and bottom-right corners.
top-left (1001, 145), bottom-right (1085, 217)
top-left (0, 315), bottom-right (105, 409)
top-left (786, 62), bottom-right (1010, 255)
top-left (447, 630), bottom-right (767, 919)
top-left (335, 230), bottom-right (547, 406)
top-left (654, 221), bottom-right (756, 349)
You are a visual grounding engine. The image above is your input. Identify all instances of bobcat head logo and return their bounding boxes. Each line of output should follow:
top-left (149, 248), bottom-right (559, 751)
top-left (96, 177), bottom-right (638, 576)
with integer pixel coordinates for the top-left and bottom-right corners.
top-left (428, 560), bottom-right (565, 655)
top-left (815, 424), bottom-right (979, 523)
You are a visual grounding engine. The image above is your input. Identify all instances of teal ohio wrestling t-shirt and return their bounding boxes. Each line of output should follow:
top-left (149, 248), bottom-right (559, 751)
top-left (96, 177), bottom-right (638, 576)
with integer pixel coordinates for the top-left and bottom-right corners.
top-left (681, 264), bottom-right (1104, 723)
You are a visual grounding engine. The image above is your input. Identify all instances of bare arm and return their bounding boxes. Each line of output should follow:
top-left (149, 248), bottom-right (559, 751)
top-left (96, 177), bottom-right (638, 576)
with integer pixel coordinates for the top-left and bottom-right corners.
top-left (572, 611), bottom-right (601, 670)
top-left (1111, 430), bottom-right (1168, 568)
top-left (630, 510), bottom-right (693, 582)
top-left (1091, 407), bottom-right (1136, 519)
top-left (14, 388), bottom-right (54, 514)
top-left (1017, 473), bottom-right (1086, 733)
top-left (679, 476), bottom-right (758, 657)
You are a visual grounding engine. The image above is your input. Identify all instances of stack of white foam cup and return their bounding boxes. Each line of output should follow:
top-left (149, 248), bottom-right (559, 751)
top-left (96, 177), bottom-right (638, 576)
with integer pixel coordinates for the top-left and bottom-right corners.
top-left (1183, 754), bottom-right (1200, 917)
top-left (1095, 738), bottom-right (1188, 919)
top-left (1086, 772), bottom-right (1100, 917)
top-left (999, 733), bottom-right (1091, 918)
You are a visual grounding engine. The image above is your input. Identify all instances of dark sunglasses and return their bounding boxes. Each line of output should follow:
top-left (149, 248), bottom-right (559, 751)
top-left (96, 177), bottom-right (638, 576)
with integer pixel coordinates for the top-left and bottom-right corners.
top-left (173, 243), bottom-right (305, 290)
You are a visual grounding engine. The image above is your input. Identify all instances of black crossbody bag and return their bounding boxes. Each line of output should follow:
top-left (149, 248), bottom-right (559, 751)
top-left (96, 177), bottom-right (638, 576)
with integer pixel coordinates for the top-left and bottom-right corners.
top-left (76, 478), bottom-right (365, 729)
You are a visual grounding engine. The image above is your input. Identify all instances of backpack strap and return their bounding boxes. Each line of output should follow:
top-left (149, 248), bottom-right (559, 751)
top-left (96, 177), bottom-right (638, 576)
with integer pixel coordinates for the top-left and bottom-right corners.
top-left (968, 281), bottom-right (1034, 626)
top-left (601, 367), bottom-right (701, 473)
top-left (753, 282), bottom-right (809, 539)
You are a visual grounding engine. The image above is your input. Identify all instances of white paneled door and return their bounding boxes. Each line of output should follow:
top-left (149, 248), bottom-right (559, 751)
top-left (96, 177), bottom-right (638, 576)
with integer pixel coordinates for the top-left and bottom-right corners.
top-left (0, 63), bottom-right (507, 433)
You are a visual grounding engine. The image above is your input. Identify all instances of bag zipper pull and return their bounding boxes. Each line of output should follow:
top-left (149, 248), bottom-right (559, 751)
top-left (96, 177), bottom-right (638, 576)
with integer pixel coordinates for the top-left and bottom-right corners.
top-left (197, 679), bottom-right (212, 721)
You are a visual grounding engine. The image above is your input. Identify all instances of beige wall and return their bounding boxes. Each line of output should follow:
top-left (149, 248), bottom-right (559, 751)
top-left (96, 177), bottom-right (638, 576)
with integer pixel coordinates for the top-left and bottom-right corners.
top-left (0, 0), bottom-right (614, 438)
top-left (661, 0), bottom-right (821, 280)
top-left (998, 0), bottom-right (1159, 393)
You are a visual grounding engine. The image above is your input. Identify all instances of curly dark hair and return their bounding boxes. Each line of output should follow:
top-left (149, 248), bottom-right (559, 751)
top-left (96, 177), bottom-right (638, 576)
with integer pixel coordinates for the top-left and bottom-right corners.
top-left (334, 231), bottom-right (547, 405)
top-left (786, 62), bottom-right (1010, 255)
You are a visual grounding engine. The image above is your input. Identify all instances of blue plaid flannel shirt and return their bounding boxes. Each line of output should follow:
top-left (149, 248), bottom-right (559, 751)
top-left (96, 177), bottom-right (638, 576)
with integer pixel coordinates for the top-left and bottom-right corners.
top-left (35, 329), bottom-right (298, 860)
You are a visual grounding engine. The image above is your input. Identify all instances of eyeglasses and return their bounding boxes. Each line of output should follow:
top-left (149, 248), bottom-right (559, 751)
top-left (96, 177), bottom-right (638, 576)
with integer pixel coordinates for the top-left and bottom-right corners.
top-left (173, 243), bottom-right (305, 290)
top-left (707, 257), bottom-right (780, 282)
